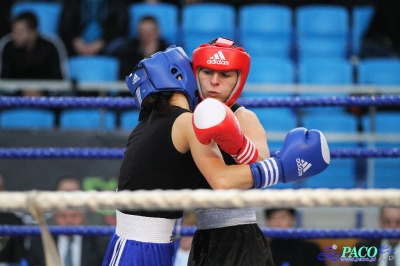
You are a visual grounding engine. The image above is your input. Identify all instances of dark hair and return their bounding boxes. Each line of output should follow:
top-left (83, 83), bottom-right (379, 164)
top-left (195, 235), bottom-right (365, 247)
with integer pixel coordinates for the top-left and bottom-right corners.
top-left (139, 92), bottom-right (173, 121)
top-left (54, 176), bottom-right (82, 191)
top-left (13, 12), bottom-right (38, 31)
top-left (139, 15), bottom-right (159, 26)
top-left (265, 208), bottom-right (296, 219)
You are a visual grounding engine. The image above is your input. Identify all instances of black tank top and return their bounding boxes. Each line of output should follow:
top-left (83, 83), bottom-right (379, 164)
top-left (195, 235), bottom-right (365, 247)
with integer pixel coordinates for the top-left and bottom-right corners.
top-left (118, 106), bottom-right (203, 219)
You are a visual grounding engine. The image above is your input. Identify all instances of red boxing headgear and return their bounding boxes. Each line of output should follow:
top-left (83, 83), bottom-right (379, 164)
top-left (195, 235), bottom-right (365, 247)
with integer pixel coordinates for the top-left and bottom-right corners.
top-left (192, 37), bottom-right (250, 107)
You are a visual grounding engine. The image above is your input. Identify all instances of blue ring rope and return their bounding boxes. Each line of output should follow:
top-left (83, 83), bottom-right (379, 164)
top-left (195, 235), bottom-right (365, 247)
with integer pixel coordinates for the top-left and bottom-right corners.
top-left (1, 95), bottom-right (400, 109)
top-left (0, 225), bottom-right (399, 239)
top-left (0, 147), bottom-right (399, 159)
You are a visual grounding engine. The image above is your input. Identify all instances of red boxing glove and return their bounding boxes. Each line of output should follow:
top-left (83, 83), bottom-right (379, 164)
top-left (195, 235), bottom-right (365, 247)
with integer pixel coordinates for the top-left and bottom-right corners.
top-left (192, 98), bottom-right (258, 164)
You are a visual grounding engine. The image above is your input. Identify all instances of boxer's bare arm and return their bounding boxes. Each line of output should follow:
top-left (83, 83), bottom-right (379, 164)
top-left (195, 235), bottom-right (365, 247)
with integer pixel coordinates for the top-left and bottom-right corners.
top-left (172, 112), bottom-right (254, 190)
top-left (235, 107), bottom-right (270, 160)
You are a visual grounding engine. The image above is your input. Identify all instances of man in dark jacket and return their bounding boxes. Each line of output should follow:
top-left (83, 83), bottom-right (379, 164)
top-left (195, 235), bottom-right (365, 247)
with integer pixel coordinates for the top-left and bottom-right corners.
top-left (265, 208), bottom-right (326, 266)
top-left (0, 12), bottom-right (65, 96)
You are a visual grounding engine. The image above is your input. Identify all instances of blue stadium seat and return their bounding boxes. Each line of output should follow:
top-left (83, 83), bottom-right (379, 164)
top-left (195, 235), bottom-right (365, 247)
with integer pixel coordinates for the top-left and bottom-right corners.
top-left (357, 58), bottom-right (400, 85)
top-left (304, 160), bottom-right (356, 189)
top-left (242, 56), bottom-right (296, 98)
top-left (362, 111), bottom-right (400, 134)
top-left (247, 57), bottom-right (295, 85)
top-left (302, 108), bottom-right (358, 133)
top-left (68, 56), bottom-right (119, 82)
top-left (128, 3), bottom-right (179, 45)
top-left (351, 6), bottom-right (375, 56)
top-left (120, 110), bottom-right (140, 131)
top-left (66, 56), bottom-right (119, 131)
top-left (0, 108), bottom-right (55, 129)
top-left (11, 1), bottom-right (62, 37)
top-left (369, 142), bottom-right (400, 188)
top-left (59, 109), bottom-right (116, 131)
top-left (373, 157), bottom-right (400, 188)
top-left (298, 58), bottom-right (353, 85)
top-left (296, 5), bottom-right (350, 60)
top-left (296, 5), bottom-right (349, 41)
top-left (238, 4), bottom-right (293, 58)
top-left (298, 58), bottom-right (353, 97)
top-left (246, 107), bottom-right (297, 132)
top-left (297, 39), bottom-right (348, 60)
top-left (181, 3), bottom-right (236, 54)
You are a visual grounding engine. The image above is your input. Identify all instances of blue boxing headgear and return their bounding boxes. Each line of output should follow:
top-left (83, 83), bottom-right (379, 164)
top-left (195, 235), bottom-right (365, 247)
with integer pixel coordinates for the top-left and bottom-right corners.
top-left (126, 45), bottom-right (199, 110)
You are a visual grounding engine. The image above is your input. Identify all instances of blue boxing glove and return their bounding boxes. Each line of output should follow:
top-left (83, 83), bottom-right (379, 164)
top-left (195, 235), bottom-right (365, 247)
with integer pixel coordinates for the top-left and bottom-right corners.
top-left (250, 127), bottom-right (330, 189)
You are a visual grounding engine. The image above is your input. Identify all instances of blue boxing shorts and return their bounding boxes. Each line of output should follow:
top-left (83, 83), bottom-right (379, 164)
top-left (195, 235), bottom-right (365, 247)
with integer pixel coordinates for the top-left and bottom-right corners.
top-left (102, 211), bottom-right (177, 266)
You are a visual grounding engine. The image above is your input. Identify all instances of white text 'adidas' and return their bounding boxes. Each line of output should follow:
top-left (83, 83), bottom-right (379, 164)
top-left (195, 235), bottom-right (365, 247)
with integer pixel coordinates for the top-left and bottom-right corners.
top-left (296, 158), bottom-right (312, 176)
top-left (207, 51), bottom-right (229, 65)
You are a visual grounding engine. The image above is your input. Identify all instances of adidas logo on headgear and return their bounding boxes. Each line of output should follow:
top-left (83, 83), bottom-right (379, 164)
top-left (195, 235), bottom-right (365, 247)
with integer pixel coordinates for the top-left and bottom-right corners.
top-left (296, 158), bottom-right (312, 176)
top-left (207, 51), bottom-right (229, 65)
top-left (132, 74), bottom-right (140, 84)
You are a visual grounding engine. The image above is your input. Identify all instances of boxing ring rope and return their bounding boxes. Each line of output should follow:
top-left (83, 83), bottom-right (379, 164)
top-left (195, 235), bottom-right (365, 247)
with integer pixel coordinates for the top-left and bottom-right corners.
top-left (1, 189), bottom-right (400, 212)
top-left (1, 225), bottom-right (400, 239)
top-left (0, 147), bottom-right (399, 158)
top-left (1, 94), bottom-right (400, 108)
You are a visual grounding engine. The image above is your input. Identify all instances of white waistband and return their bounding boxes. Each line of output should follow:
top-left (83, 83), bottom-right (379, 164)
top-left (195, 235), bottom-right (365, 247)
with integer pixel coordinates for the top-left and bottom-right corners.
top-left (195, 208), bottom-right (257, 230)
top-left (116, 210), bottom-right (176, 243)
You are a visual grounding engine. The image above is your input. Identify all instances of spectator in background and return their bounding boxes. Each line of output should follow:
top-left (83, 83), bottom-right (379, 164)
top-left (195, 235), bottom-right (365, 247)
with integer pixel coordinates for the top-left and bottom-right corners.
top-left (360, 0), bottom-right (400, 59)
top-left (53, 176), bottom-right (109, 226)
top-left (58, 0), bottom-right (128, 57)
top-left (265, 208), bottom-right (326, 266)
top-left (0, 174), bottom-right (27, 266)
top-left (173, 211), bottom-right (197, 266)
top-left (26, 176), bottom-right (109, 266)
top-left (351, 207), bottom-right (400, 266)
top-left (0, 12), bottom-right (66, 96)
top-left (110, 15), bottom-right (169, 81)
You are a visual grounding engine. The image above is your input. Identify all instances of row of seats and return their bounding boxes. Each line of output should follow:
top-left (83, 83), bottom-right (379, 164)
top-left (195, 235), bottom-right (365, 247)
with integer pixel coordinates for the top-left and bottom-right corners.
top-left (1, 105), bottom-right (399, 134)
top-left (0, 108), bottom-right (139, 131)
top-left (248, 57), bottom-right (400, 85)
top-left (11, 2), bottom-right (375, 59)
top-left (65, 55), bottom-right (400, 86)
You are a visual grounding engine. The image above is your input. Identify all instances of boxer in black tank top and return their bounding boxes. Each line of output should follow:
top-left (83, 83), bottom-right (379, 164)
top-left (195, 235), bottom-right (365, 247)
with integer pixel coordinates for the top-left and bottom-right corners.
top-left (103, 45), bottom-right (267, 266)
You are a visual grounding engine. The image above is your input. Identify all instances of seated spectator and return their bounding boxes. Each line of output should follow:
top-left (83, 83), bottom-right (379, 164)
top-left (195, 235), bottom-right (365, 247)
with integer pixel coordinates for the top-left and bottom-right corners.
top-left (58, 0), bottom-right (128, 57)
top-left (109, 15), bottom-right (169, 81)
top-left (0, 174), bottom-right (27, 265)
top-left (53, 176), bottom-right (110, 226)
top-left (265, 208), bottom-right (326, 266)
top-left (0, 11), bottom-right (67, 96)
top-left (26, 176), bottom-right (109, 266)
top-left (360, 0), bottom-right (400, 59)
top-left (351, 207), bottom-right (400, 266)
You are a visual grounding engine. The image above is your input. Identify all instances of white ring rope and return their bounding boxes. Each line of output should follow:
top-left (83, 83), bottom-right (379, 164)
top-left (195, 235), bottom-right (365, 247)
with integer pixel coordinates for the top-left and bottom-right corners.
top-left (1, 189), bottom-right (400, 213)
